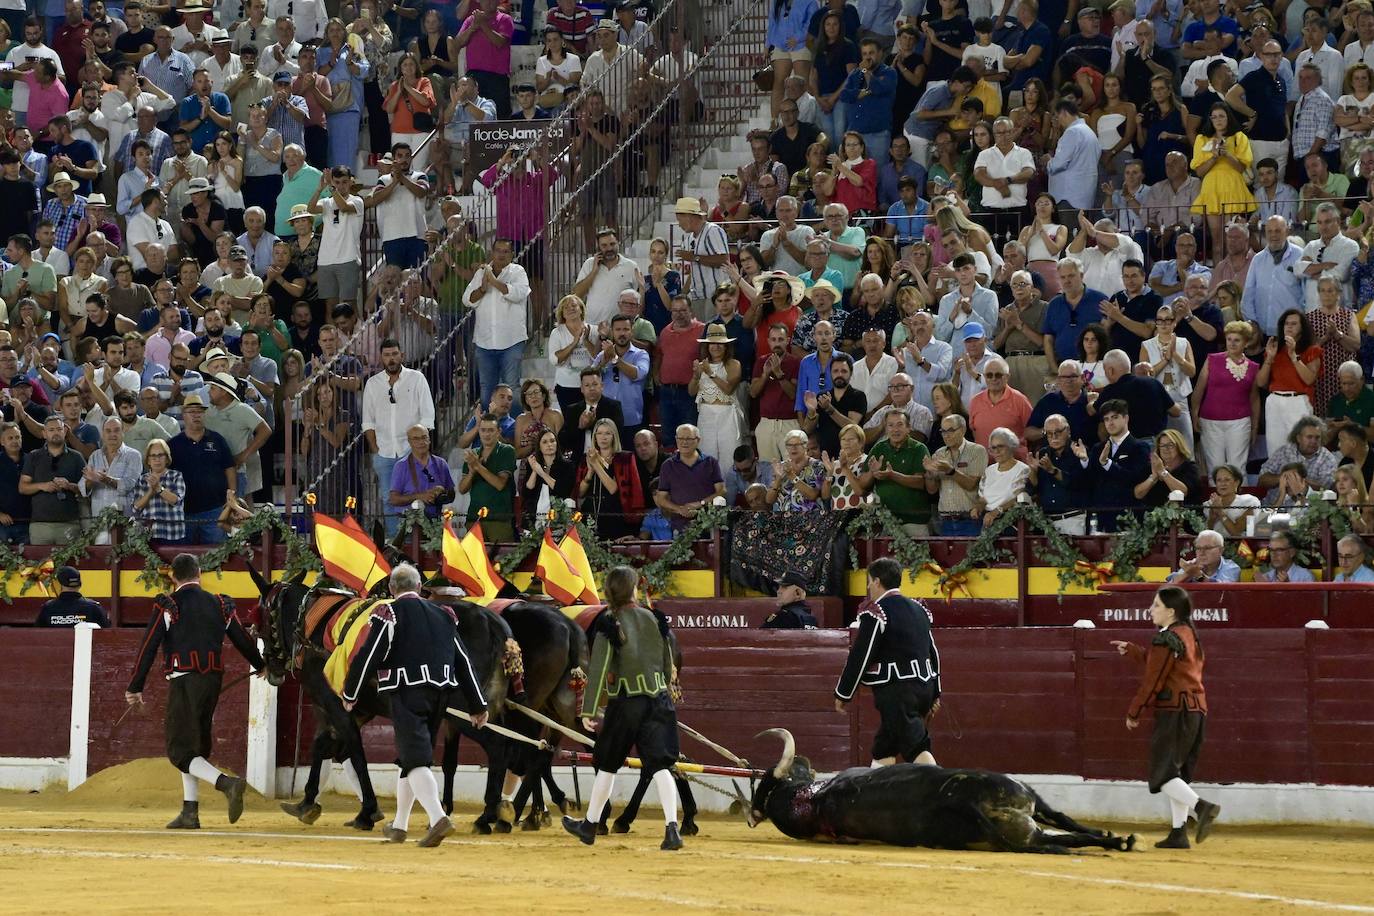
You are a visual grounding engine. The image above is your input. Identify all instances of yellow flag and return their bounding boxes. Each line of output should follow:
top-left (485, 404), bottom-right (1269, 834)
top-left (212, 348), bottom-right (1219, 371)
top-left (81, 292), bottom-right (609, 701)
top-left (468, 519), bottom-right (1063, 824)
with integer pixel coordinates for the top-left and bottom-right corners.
top-left (558, 527), bottom-right (600, 603)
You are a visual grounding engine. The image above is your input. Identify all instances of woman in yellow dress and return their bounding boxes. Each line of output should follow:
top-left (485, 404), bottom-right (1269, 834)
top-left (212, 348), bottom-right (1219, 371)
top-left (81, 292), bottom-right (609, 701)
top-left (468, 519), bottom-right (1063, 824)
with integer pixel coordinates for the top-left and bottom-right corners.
top-left (1191, 103), bottom-right (1256, 263)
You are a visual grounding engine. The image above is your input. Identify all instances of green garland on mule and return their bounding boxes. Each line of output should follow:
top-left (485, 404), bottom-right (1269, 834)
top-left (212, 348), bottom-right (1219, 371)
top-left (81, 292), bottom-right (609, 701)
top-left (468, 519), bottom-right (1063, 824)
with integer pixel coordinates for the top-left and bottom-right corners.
top-left (0, 506), bottom-right (321, 603)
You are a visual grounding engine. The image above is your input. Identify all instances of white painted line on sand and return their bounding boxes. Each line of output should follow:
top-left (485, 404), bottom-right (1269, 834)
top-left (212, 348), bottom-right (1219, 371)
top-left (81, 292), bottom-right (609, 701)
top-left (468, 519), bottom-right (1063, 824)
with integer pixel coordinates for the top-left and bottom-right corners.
top-left (4, 843), bottom-right (357, 871)
top-left (5, 826), bottom-right (1373, 913)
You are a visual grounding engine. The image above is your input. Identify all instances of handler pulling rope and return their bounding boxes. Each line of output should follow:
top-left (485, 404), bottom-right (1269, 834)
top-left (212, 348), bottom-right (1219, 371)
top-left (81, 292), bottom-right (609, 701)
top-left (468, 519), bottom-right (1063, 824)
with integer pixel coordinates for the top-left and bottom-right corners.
top-left (447, 708), bottom-right (551, 750)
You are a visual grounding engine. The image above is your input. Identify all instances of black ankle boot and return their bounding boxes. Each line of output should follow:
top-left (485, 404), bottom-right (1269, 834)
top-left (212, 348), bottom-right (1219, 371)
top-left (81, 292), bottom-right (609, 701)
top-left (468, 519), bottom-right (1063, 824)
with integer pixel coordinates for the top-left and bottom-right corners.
top-left (167, 801), bottom-right (200, 829)
top-left (1154, 826), bottom-right (1191, 849)
top-left (661, 822), bottom-right (683, 851)
top-left (1193, 799), bottom-right (1221, 843)
top-left (562, 815), bottom-right (596, 845)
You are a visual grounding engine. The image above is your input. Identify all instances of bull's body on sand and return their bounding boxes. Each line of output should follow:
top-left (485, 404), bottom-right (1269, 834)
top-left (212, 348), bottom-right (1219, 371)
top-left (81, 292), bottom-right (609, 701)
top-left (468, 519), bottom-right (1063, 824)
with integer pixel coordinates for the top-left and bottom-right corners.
top-left (2, 759), bottom-right (1374, 915)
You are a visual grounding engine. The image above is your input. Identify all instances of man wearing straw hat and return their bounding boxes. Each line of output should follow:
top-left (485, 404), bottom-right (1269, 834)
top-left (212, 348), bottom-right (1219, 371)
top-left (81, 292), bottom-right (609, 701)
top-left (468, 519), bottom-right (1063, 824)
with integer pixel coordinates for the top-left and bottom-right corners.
top-left (203, 369), bottom-right (270, 503)
top-left (673, 196), bottom-right (728, 321)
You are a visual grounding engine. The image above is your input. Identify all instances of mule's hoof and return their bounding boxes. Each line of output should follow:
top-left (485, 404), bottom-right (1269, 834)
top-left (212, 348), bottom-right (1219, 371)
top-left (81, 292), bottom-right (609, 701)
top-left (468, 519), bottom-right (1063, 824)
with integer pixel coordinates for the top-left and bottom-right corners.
top-left (681, 820), bottom-right (700, 836)
top-left (471, 821), bottom-right (492, 835)
top-left (497, 799), bottom-right (516, 825)
top-left (540, 810), bottom-right (552, 827)
top-left (280, 800), bottom-right (322, 825)
top-left (493, 820), bottom-right (513, 834)
top-left (521, 816), bottom-right (542, 832)
top-left (610, 819), bottom-right (631, 834)
top-left (557, 797), bottom-right (578, 815)
top-left (728, 799), bottom-right (744, 816)
top-left (344, 809), bottom-right (380, 831)
top-left (1123, 833), bottom-right (1138, 852)
top-left (595, 821), bottom-right (609, 836)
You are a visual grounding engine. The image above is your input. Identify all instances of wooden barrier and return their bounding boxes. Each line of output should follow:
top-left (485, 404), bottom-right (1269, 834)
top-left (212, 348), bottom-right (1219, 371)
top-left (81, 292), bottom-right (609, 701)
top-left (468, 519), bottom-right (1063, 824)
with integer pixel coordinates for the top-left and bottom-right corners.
top-left (5, 626), bottom-right (1372, 790)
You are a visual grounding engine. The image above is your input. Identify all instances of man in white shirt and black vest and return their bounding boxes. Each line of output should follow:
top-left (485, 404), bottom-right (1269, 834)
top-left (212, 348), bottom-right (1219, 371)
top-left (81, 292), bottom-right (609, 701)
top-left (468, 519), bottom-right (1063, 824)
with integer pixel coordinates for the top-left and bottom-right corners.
top-left (834, 556), bottom-right (941, 767)
top-left (343, 563), bottom-right (489, 848)
top-left (125, 552), bottom-right (265, 829)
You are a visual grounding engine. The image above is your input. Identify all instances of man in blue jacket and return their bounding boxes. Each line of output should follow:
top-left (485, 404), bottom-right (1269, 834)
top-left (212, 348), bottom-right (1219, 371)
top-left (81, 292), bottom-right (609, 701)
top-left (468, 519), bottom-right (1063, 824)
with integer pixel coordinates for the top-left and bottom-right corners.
top-left (841, 38), bottom-right (897, 167)
top-left (1084, 398), bottom-right (1152, 532)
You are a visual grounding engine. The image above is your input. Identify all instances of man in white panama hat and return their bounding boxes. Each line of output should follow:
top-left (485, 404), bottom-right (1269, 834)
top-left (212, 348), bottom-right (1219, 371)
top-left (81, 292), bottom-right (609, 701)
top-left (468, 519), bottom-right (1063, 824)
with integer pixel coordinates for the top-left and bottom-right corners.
top-left (673, 196), bottom-right (729, 320)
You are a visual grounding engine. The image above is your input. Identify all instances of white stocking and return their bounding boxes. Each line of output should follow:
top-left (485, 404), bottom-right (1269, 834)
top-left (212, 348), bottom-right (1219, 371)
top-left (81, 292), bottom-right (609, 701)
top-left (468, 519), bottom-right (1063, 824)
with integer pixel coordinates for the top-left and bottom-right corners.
top-left (339, 759), bottom-right (364, 801)
top-left (188, 756), bottom-right (222, 787)
top-left (393, 771), bottom-right (415, 831)
top-left (1161, 778), bottom-right (1199, 828)
top-left (409, 766), bottom-right (445, 826)
top-left (651, 769), bottom-right (678, 825)
top-left (181, 772), bottom-right (198, 802)
top-left (585, 770), bottom-right (616, 823)
top-left (503, 772), bottom-right (519, 801)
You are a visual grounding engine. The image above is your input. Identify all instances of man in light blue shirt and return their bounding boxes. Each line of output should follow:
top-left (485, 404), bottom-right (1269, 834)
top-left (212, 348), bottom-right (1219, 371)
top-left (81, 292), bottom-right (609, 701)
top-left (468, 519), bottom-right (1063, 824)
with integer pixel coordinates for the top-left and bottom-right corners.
top-left (884, 176), bottom-right (929, 246)
top-left (903, 67), bottom-right (976, 167)
top-left (1242, 215), bottom-right (1305, 337)
top-left (592, 314), bottom-right (650, 427)
top-left (896, 310), bottom-right (953, 413)
top-left (1147, 232), bottom-right (1212, 306)
top-left (1167, 529), bottom-right (1241, 584)
top-left (1255, 530), bottom-right (1316, 582)
top-left (1252, 157), bottom-right (1300, 224)
top-left (1046, 99), bottom-right (1099, 218)
top-left (1334, 534), bottom-right (1374, 582)
top-left (1137, 0), bottom-right (1184, 52)
top-left (935, 253), bottom-right (999, 346)
top-left (793, 319), bottom-right (839, 412)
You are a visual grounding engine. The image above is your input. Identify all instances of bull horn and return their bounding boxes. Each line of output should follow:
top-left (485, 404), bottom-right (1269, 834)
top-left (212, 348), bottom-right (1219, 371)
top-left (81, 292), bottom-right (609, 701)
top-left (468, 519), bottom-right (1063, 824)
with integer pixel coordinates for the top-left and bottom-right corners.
top-left (755, 728), bottom-right (795, 779)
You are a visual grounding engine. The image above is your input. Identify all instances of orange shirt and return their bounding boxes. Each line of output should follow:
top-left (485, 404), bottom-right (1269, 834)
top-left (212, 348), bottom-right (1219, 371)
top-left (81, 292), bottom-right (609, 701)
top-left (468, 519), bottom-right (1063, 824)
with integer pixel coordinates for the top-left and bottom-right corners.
top-left (1270, 344), bottom-right (1322, 396)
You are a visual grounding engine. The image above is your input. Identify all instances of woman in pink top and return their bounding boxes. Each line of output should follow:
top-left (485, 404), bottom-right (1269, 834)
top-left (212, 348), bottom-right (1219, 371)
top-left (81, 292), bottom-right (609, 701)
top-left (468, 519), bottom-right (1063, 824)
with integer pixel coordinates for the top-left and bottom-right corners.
top-left (1190, 320), bottom-right (1260, 477)
top-left (827, 131), bottom-right (877, 216)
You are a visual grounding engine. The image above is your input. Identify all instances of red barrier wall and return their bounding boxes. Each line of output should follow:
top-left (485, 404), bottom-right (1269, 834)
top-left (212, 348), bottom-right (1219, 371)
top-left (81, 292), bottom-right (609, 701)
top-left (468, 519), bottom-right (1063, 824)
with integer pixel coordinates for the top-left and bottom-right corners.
top-left (8, 626), bottom-right (1370, 789)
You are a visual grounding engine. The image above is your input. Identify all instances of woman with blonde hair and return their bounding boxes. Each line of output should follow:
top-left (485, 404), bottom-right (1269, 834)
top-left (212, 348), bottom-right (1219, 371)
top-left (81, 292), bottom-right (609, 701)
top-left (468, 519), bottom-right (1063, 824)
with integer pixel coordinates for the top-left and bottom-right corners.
top-left (789, 141), bottom-right (830, 200)
top-left (1136, 428), bottom-right (1203, 507)
top-left (56, 246), bottom-right (107, 334)
top-left (1336, 62), bottom-right (1374, 165)
top-left (1333, 464), bottom-right (1374, 534)
top-left (1141, 302), bottom-right (1197, 452)
top-left (130, 438), bottom-right (187, 544)
top-left (889, 282), bottom-right (932, 348)
top-left (1191, 319), bottom-right (1260, 475)
top-left (821, 422), bottom-right (869, 510)
top-left (548, 294), bottom-right (599, 411)
top-left (384, 53), bottom-right (437, 170)
top-left (576, 418), bottom-right (644, 539)
top-left (689, 324), bottom-right (743, 461)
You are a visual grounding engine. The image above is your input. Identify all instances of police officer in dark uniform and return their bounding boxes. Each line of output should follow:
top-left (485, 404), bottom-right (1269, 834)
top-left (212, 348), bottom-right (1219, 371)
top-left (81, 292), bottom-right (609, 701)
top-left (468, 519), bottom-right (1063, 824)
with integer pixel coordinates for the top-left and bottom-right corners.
top-left (125, 553), bottom-right (265, 829)
top-left (343, 563), bottom-right (489, 849)
top-left (35, 567), bottom-right (111, 627)
top-left (834, 557), bottom-right (941, 767)
top-left (763, 569), bottom-right (820, 629)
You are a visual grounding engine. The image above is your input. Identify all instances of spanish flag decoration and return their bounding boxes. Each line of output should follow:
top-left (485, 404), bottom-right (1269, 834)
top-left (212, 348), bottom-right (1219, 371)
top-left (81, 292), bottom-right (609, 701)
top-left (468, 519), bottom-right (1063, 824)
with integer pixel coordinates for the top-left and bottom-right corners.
top-left (442, 516), bottom-right (505, 603)
top-left (536, 528), bottom-right (586, 605)
top-left (558, 525), bottom-right (601, 604)
top-left (313, 513), bottom-right (391, 594)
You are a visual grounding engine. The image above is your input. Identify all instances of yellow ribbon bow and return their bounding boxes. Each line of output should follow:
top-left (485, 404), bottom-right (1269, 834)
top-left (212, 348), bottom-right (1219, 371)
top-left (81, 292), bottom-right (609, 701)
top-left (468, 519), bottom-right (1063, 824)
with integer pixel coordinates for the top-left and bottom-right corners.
top-left (1073, 559), bottom-right (1116, 586)
top-left (923, 561), bottom-right (971, 599)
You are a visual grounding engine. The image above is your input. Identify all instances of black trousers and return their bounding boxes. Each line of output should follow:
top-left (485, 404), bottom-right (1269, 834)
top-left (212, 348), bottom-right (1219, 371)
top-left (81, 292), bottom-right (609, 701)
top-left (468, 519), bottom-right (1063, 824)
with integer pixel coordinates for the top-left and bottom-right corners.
top-left (471, 70), bottom-right (511, 119)
top-left (592, 693), bottom-right (680, 775)
top-left (870, 678), bottom-right (936, 762)
top-left (303, 124), bottom-right (329, 171)
top-left (166, 670), bottom-right (223, 772)
top-left (364, 80), bottom-right (391, 157)
top-left (389, 684), bottom-right (445, 776)
top-left (1147, 709), bottom-right (1206, 793)
top-left (243, 173), bottom-right (284, 229)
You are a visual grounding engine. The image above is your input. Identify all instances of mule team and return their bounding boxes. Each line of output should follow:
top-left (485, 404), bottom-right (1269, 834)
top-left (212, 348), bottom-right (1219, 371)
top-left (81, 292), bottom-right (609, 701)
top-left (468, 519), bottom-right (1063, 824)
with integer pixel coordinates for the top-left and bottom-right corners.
top-left (124, 554), bottom-right (1217, 852)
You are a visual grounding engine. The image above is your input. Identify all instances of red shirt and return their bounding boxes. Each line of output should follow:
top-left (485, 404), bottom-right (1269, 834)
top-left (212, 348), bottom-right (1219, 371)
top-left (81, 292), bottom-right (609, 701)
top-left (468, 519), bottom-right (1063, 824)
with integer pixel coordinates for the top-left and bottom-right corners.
top-left (53, 21), bottom-right (91, 87)
top-left (830, 158), bottom-right (877, 214)
top-left (968, 387), bottom-right (1033, 459)
top-left (750, 303), bottom-right (801, 358)
top-left (752, 351), bottom-right (802, 420)
top-left (657, 319), bottom-right (704, 385)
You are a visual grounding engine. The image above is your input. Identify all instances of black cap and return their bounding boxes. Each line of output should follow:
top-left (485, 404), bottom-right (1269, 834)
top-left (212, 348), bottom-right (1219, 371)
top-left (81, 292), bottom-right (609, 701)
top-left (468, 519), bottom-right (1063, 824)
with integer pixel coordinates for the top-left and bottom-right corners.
top-left (780, 569), bottom-right (808, 591)
top-left (56, 566), bottom-right (82, 588)
top-left (10, 374), bottom-right (32, 387)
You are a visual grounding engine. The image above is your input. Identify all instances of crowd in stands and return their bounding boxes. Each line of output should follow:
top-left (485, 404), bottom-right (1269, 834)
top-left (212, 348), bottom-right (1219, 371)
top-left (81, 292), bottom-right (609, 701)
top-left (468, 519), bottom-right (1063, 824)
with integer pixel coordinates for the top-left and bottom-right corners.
top-left (5, 0), bottom-right (1374, 580)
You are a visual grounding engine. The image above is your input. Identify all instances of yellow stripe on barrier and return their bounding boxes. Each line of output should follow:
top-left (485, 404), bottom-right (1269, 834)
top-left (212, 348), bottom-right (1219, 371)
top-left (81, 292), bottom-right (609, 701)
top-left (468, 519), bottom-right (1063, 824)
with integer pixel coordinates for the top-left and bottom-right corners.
top-left (845, 567), bottom-right (1019, 599)
top-left (1026, 566), bottom-right (1174, 595)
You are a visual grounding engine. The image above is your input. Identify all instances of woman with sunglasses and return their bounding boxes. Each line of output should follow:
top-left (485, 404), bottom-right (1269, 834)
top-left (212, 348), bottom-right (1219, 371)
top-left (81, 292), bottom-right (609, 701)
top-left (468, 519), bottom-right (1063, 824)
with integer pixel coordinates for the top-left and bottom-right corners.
top-left (1140, 303), bottom-right (1197, 453)
top-left (130, 438), bottom-right (187, 544)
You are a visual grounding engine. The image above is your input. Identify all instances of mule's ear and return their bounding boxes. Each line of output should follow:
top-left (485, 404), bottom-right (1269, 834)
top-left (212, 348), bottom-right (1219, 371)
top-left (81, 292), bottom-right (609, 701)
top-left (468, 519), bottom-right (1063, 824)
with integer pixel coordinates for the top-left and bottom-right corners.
top-left (791, 756), bottom-right (814, 781)
top-left (244, 558), bottom-right (272, 597)
top-left (288, 568), bottom-right (308, 588)
top-left (371, 520), bottom-right (386, 550)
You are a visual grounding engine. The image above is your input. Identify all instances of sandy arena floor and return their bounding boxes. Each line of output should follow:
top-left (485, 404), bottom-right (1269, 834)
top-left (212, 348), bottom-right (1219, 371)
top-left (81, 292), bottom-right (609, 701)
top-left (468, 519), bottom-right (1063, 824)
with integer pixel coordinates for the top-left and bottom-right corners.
top-left (2, 760), bottom-right (1373, 914)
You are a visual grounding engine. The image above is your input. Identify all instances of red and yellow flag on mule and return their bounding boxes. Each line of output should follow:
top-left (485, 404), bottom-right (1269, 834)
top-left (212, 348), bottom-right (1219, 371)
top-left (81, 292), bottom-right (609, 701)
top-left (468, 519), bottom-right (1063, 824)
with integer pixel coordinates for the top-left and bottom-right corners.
top-left (313, 513), bottom-right (391, 593)
top-left (536, 528), bottom-right (586, 605)
top-left (558, 526), bottom-right (600, 604)
top-left (441, 518), bottom-right (505, 604)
